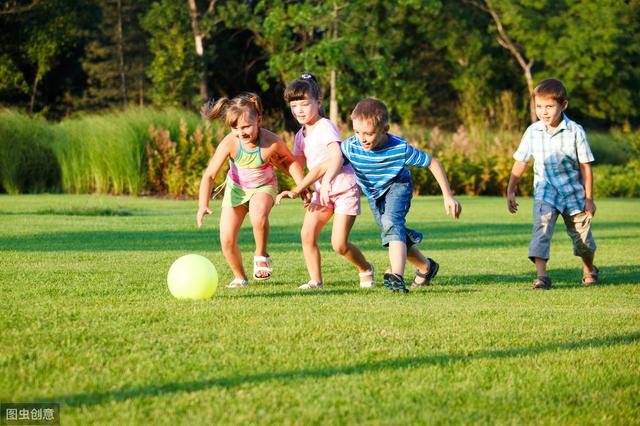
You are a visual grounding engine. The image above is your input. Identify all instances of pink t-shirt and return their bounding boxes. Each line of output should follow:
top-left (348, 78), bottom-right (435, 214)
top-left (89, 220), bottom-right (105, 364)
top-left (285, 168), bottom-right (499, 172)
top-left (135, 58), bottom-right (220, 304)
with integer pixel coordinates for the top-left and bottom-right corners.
top-left (293, 118), bottom-right (357, 194)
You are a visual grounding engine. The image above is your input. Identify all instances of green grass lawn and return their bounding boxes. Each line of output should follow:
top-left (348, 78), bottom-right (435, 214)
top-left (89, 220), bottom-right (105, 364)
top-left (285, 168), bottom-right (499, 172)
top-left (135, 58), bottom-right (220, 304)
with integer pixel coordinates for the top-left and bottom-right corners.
top-left (1, 195), bottom-right (638, 425)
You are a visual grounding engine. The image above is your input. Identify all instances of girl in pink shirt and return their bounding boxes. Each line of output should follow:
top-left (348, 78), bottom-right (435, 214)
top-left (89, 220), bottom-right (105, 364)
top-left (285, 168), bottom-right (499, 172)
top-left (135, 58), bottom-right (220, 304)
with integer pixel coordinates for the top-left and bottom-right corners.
top-left (278, 73), bottom-right (373, 289)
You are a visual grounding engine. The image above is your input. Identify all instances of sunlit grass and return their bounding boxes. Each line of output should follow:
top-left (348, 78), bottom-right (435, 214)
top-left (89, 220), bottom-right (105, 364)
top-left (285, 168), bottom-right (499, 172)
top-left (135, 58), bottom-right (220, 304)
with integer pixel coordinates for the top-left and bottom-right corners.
top-left (0, 195), bottom-right (638, 424)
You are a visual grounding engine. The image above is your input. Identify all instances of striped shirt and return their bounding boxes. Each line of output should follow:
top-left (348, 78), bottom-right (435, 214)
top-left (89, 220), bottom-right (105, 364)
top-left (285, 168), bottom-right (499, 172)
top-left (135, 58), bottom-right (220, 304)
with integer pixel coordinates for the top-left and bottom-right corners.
top-left (513, 114), bottom-right (594, 215)
top-left (340, 134), bottom-right (432, 199)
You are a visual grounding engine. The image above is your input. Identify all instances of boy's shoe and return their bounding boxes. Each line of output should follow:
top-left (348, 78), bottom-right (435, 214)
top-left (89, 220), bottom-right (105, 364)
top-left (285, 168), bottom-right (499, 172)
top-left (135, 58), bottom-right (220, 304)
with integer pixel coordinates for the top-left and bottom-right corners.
top-left (582, 266), bottom-right (599, 286)
top-left (410, 258), bottom-right (439, 288)
top-left (383, 272), bottom-right (409, 293)
top-left (299, 280), bottom-right (323, 290)
top-left (532, 276), bottom-right (552, 290)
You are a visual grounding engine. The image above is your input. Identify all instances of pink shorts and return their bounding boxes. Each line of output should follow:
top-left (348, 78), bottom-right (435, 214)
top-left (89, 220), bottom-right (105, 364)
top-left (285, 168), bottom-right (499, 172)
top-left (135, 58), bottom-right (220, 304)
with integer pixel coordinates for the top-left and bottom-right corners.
top-left (310, 186), bottom-right (361, 216)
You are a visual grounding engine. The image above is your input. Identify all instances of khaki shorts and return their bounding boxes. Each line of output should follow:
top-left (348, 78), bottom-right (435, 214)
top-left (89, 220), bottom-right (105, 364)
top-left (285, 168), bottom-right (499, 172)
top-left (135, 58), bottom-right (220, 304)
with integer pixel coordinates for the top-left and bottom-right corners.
top-left (528, 200), bottom-right (596, 261)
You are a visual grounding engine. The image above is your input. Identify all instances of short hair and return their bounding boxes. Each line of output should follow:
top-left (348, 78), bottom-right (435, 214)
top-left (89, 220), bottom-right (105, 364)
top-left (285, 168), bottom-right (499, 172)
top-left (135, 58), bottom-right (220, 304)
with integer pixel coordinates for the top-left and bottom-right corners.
top-left (350, 98), bottom-right (389, 130)
top-left (533, 78), bottom-right (568, 103)
top-left (284, 72), bottom-right (321, 102)
top-left (201, 92), bottom-right (263, 128)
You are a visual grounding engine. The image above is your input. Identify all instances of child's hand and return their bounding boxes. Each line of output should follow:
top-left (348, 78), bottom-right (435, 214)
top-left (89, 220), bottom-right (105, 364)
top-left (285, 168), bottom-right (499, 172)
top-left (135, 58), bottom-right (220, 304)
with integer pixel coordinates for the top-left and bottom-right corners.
top-left (444, 195), bottom-right (461, 219)
top-left (300, 188), bottom-right (312, 208)
top-left (196, 206), bottom-right (212, 228)
top-left (507, 192), bottom-right (518, 213)
top-left (585, 198), bottom-right (596, 218)
top-left (276, 190), bottom-right (299, 205)
top-left (320, 184), bottom-right (331, 206)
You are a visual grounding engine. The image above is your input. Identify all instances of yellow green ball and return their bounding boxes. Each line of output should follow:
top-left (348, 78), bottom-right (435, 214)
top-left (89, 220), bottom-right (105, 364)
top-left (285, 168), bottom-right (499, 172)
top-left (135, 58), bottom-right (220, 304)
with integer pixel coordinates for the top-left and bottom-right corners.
top-left (167, 254), bottom-right (218, 300)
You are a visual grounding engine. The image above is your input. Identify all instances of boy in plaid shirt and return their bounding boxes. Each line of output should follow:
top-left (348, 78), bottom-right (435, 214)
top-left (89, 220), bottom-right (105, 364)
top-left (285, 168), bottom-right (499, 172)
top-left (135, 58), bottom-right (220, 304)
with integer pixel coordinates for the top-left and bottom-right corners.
top-left (507, 78), bottom-right (598, 289)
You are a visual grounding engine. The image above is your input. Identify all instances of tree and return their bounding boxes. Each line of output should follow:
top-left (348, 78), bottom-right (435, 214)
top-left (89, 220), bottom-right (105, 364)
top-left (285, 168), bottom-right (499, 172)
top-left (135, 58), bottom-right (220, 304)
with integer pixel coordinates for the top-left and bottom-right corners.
top-left (142, 0), bottom-right (201, 107)
top-left (82, 0), bottom-right (152, 109)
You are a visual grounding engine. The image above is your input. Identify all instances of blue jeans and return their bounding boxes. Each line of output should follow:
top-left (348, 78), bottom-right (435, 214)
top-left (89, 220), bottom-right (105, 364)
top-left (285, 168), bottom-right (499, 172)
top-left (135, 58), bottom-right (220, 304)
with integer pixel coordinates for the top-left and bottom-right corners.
top-left (367, 179), bottom-right (423, 247)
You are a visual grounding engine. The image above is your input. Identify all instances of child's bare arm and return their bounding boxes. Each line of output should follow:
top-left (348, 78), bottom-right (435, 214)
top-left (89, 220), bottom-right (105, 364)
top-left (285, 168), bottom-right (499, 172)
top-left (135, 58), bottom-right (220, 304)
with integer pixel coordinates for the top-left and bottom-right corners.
top-left (580, 162), bottom-right (596, 217)
top-left (507, 160), bottom-right (528, 214)
top-left (428, 158), bottom-right (461, 219)
top-left (319, 143), bottom-right (345, 204)
top-left (197, 138), bottom-right (232, 227)
top-left (275, 160), bottom-right (331, 205)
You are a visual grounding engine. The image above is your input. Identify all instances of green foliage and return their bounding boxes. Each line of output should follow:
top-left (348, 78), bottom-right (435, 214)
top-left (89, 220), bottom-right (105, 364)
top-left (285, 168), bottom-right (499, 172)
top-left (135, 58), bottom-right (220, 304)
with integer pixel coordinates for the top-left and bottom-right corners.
top-left (52, 108), bottom-right (201, 194)
top-left (0, 109), bottom-right (61, 193)
top-left (142, 0), bottom-right (200, 108)
top-left (146, 119), bottom-right (219, 198)
top-left (404, 125), bottom-right (533, 196)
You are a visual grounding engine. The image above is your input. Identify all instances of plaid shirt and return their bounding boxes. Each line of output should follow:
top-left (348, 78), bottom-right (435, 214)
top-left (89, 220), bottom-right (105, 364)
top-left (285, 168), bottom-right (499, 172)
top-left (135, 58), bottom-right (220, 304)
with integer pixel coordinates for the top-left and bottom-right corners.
top-left (514, 114), bottom-right (594, 215)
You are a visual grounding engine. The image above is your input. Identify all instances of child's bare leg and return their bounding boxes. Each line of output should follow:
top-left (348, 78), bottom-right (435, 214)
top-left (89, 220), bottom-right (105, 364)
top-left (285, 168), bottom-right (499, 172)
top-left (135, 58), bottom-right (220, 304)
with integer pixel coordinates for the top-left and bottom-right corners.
top-left (388, 240), bottom-right (407, 276)
top-left (407, 244), bottom-right (430, 280)
top-left (581, 253), bottom-right (594, 273)
top-left (248, 193), bottom-right (274, 278)
top-left (331, 213), bottom-right (371, 280)
top-left (219, 206), bottom-right (249, 280)
top-left (301, 206), bottom-right (333, 283)
top-left (534, 257), bottom-right (548, 276)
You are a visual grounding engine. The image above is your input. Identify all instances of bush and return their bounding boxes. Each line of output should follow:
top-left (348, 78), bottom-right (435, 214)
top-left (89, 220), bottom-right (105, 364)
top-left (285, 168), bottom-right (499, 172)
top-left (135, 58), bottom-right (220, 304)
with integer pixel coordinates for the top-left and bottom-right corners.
top-left (0, 109), bottom-right (61, 194)
top-left (53, 107), bottom-right (202, 194)
top-left (146, 119), bottom-right (222, 198)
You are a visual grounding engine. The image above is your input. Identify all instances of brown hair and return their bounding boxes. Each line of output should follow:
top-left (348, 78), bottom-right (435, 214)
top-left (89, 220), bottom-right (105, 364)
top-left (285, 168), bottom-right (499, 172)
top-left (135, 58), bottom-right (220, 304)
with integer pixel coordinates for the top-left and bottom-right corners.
top-left (284, 72), bottom-right (325, 117)
top-left (201, 92), bottom-right (263, 128)
top-left (350, 98), bottom-right (389, 130)
top-left (533, 78), bottom-right (568, 104)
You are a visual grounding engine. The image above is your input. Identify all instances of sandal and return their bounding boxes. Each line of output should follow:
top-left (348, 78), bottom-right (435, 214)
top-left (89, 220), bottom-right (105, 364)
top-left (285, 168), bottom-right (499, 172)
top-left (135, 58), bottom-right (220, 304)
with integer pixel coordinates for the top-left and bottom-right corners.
top-left (253, 255), bottom-right (272, 281)
top-left (582, 266), bottom-right (599, 286)
top-left (299, 280), bottom-right (323, 290)
top-left (226, 278), bottom-right (248, 289)
top-left (383, 272), bottom-right (409, 293)
top-left (410, 258), bottom-right (439, 288)
top-left (532, 276), bottom-right (552, 290)
top-left (359, 263), bottom-right (375, 288)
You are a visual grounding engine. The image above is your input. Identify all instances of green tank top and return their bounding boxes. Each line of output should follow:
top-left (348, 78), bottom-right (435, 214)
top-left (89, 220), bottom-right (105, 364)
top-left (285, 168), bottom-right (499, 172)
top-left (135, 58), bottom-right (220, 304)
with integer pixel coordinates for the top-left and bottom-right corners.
top-left (234, 137), bottom-right (264, 168)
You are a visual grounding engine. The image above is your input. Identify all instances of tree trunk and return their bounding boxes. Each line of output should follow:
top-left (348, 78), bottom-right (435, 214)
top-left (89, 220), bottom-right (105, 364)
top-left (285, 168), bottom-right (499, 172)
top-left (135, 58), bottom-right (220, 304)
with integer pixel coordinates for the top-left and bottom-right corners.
top-left (482, 0), bottom-right (538, 123)
top-left (116, 0), bottom-right (128, 106)
top-left (330, 69), bottom-right (338, 125)
top-left (188, 0), bottom-right (209, 102)
top-left (29, 66), bottom-right (40, 113)
top-left (329, 1), bottom-right (339, 124)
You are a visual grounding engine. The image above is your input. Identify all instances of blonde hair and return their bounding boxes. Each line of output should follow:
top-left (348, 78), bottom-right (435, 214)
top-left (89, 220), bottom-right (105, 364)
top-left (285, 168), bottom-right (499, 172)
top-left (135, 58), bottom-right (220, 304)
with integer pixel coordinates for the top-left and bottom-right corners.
top-left (201, 92), bottom-right (263, 127)
top-left (350, 98), bottom-right (389, 130)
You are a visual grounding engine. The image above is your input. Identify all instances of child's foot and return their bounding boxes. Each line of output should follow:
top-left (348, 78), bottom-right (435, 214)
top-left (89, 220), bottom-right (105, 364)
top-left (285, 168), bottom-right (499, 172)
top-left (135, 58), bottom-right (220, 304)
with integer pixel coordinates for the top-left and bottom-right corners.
top-left (226, 278), bottom-right (248, 289)
top-left (359, 263), bottom-right (375, 288)
top-left (532, 276), bottom-right (552, 290)
top-left (410, 258), bottom-right (439, 288)
top-left (582, 266), bottom-right (599, 286)
top-left (383, 272), bottom-right (409, 293)
top-left (253, 255), bottom-right (272, 280)
top-left (299, 280), bottom-right (323, 290)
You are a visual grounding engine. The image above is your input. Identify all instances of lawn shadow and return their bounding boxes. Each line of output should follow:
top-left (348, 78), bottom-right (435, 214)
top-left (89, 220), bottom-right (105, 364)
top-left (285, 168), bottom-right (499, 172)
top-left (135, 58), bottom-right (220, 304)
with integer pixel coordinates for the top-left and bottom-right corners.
top-left (440, 264), bottom-right (640, 288)
top-left (2, 221), bottom-right (638, 252)
top-left (41, 331), bottom-right (640, 408)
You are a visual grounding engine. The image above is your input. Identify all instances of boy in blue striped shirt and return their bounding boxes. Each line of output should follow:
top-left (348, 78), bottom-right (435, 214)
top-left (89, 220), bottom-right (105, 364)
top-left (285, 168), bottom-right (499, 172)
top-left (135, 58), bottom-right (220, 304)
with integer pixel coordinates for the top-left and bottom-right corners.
top-left (507, 78), bottom-right (598, 290)
top-left (277, 98), bottom-right (461, 293)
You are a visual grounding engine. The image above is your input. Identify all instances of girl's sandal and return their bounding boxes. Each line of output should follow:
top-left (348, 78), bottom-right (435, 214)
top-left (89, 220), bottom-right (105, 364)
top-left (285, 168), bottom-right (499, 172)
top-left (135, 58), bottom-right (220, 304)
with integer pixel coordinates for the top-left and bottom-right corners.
top-left (299, 280), bottom-right (323, 290)
top-left (359, 263), bottom-right (375, 288)
top-left (253, 255), bottom-right (272, 281)
top-left (226, 278), bottom-right (248, 289)
top-left (582, 266), bottom-right (599, 286)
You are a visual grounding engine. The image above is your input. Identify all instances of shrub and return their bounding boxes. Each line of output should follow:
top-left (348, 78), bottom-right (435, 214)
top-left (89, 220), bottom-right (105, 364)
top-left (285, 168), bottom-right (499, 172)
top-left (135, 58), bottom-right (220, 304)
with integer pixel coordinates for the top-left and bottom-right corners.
top-left (0, 109), bottom-right (61, 194)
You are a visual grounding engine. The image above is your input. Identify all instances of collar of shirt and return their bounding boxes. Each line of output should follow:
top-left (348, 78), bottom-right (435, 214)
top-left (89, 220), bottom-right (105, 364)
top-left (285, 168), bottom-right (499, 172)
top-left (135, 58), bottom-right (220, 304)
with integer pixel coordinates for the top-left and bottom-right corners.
top-left (531, 113), bottom-right (570, 136)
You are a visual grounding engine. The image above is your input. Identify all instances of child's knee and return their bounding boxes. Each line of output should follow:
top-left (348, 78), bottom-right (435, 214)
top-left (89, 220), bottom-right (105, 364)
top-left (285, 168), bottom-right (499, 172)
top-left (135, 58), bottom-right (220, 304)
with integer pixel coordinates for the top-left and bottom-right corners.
top-left (220, 234), bottom-right (236, 250)
top-left (331, 239), bottom-right (349, 255)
